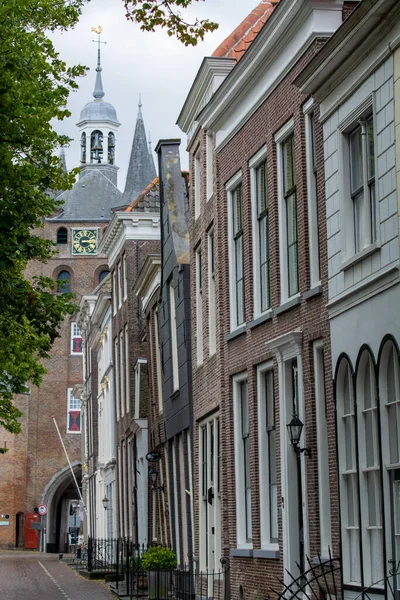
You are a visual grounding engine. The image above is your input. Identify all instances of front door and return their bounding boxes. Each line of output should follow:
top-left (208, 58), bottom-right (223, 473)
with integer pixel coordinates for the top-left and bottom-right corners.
top-left (389, 469), bottom-right (400, 598)
top-left (200, 416), bottom-right (221, 593)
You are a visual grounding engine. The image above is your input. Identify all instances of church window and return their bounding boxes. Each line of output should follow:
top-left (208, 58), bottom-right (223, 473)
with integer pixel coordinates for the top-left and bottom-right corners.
top-left (108, 132), bottom-right (115, 165)
top-left (57, 227), bottom-right (68, 245)
top-left (91, 130), bottom-right (103, 163)
top-left (67, 388), bottom-right (81, 433)
top-left (81, 132), bottom-right (86, 164)
top-left (99, 270), bottom-right (109, 283)
top-left (57, 270), bottom-right (71, 293)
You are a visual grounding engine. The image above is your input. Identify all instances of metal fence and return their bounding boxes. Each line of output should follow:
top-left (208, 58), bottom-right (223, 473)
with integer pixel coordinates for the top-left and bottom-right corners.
top-left (87, 537), bottom-right (118, 573)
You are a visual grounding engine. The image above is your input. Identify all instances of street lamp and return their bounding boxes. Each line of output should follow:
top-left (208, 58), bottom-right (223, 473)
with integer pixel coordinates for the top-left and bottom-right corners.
top-left (149, 467), bottom-right (164, 492)
top-left (102, 496), bottom-right (110, 510)
top-left (286, 413), bottom-right (310, 457)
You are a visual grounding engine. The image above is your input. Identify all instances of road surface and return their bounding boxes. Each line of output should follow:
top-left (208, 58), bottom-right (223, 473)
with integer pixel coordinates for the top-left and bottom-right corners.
top-left (0, 551), bottom-right (115, 600)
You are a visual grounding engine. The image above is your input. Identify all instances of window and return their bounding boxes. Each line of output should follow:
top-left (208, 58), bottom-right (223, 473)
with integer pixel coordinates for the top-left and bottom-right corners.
top-left (67, 388), bottom-right (81, 433)
top-left (196, 248), bottom-right (203, 365)
top-left (233, 375), bottom-right (252, 547)
top-left (134, 359), bottom-right (147, 419)
top-left (57, 270), bottom-right (71, 293)
top-left (283, 136), bottom-right (298, 297)
top-left (125, 324), bottom-right (129, 413)
top-left (257, 364), bottom-right (278, 548)
top-left (349, 116), bottom-right (376, 253)
top-left (194, 150), bottom-right (201, 219)
top-left (154, 309), bottom-right (163, 412)
top-left (70, 322), bottom-right (83, 354)
top-left (91, 129), bottom-right (103, 163)
top-left (208, 231), bottom-right (216, 355)
top-left (120, 330), bottom-right (125, 417)
top-left (57, 227), bottom-right (68, 245)
top-left (112, 271), bottom-right (117, 315)
top-left (99, 270), bottom-right (109, 283)
top-left (114, 337), bottom-right (120, 421)
top-left (232, 184), bottom-right (245, 325)
top-left (81, 132), bottom-right (86, 164)
top-left (206, 133), bottom-right (213, 200)
top-left (275, 121), bottom-right (299, 302)
top-left (313, 341), bottom-right (331, 556)
top-left (304, 104), bottom-right (320, 287)
top-left (123, 255), bottom-right (127, 301)
top-left (250, 148), bottom-right (271, 316)
top-left (108, 132), bottom-right (115, 164)
top-left (170, 280), bottom-right (179, 391)
top-left (118, 262), bottom-right (122, 309)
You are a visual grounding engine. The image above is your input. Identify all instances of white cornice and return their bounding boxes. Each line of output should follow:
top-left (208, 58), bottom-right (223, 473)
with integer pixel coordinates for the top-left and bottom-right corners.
top-left (91, 293), bottom-right (111, 328)
top-left (198, 0), bottom-right (343, 151)
top-left (135, 255), bottom-right (161, 312)
top-left (177, 56), bottom-right (236, 143)
top-left (99, 211), bottom-right (160, 268)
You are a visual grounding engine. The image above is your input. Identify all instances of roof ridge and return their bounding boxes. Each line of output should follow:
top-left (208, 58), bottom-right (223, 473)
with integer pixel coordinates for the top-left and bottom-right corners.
top-left (125, 176), bottom-right (159, 212)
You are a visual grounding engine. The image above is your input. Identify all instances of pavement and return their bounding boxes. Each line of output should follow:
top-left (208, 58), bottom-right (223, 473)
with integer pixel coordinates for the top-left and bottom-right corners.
top-left (0, 550), bottom-right (115, 600)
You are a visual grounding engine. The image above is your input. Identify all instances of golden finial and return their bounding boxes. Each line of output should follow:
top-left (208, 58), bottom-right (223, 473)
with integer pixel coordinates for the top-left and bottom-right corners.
top-left (91, 25), bottom-right (103, 35)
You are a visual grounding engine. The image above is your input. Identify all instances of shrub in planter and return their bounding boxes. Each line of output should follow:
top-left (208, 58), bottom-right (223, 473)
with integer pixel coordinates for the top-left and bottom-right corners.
top-left (141, 546), bottom-right (177, 600)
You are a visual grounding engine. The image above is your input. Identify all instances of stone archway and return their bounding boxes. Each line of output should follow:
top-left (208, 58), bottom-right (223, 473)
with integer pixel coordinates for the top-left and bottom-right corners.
top-left (41, 462), bottom-right (82, 552)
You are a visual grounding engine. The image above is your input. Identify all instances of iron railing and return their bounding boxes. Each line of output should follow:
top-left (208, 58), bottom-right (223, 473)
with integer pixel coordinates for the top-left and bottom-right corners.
top-left (87, 537), bottom-right (118, 572)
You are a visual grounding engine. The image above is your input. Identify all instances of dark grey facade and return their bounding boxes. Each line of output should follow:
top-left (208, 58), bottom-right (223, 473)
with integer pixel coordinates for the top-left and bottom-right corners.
top-left (156, 140), bottom-right (193, 564)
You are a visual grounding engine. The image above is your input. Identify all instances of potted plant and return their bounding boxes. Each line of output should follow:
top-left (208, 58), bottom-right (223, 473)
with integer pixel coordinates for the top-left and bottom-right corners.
top-left (141, 546), bottom-right (177, 600)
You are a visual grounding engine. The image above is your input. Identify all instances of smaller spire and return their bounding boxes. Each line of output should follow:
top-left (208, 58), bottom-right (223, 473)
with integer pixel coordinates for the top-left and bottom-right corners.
top-left (138, 94), bottom-right (142, 118)
top-left (91, 26), bottom-right (106, 100)
top-left (60, 147), bottom-right (67, 172)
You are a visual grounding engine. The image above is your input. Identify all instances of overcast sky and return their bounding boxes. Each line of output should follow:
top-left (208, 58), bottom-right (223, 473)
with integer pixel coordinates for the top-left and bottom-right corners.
top-left (51, 0), bottom-right (254, 190)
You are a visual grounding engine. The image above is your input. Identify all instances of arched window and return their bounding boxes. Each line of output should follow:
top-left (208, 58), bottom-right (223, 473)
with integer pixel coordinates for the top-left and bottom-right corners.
top-left (108, 132), bottom-right (115, 165)
top-left (91, 130), bottom-right (103, 163)
top-left (80, 132), bottom-right (86, 164)
top-left (380, 342), bottom-right (400, 465)
top-left (99, 270), bottom-right (109, 283)
top-left (57, 227), bottom-right (68, 245)
top-left (57, 270), bottom-right (71, 293)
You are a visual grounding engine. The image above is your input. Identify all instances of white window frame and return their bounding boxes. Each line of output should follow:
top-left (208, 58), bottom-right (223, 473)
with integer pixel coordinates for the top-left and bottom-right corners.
top-left (257, 362), bottom-right (278, 550)
top-left (338, 97), bottom-right (379, 263)
top-left (226, 170), bottom-right (244, 331)
top-left (120, 330), bottom-right (125, 417)
top-left (313, 340), bottom-right (332, 558)
top-left (134, 358), bottom-right (147, 420)
top-left (232, 372), bottom-right (252, 548)
top-left (123, 254), bottom-right (127, 301)
top-left (196, 247), bottom-right (203, 365)
top-left (170, 280), bottom-right (179, 392)
top-left (67, 388), bottom-right (81, 433)
top-left (125, 324), bottom-right (129, 413)
top-left (70, 321), bottom-right (83, 355)
top-left (118, 262), bottom-right (122, 309)
top-left (194, 149), bottom-right (201, 220)
top-left (112, 271), bottom-right (117, 315)
top-left (304, 100), bottom-right (320, 289)
top-left (154, 308), bottom-right (164, 412)
top-left (206, 132), bottom-right (214, 201)
top-left (114, 337), bottom-right (120, 422)
top-left (275, 120), bottom-right (299, 304)
top-left (208, 230), bottom-right (216, 356)
top-left (250, 146), bottom-right (271, 318)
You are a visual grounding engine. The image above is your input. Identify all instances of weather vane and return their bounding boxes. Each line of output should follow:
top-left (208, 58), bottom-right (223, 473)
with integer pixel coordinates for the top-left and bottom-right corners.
top-left (91, 25), bottom-right (107, 51)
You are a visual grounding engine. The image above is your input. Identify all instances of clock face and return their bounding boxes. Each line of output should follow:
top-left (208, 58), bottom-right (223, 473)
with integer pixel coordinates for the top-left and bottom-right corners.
top-left (72, 229), bottom-right (98, 255)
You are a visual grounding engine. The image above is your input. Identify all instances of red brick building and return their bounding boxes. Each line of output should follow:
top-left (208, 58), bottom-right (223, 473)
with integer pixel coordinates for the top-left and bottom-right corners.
top-left (178, 0), bottom-right (354, 595)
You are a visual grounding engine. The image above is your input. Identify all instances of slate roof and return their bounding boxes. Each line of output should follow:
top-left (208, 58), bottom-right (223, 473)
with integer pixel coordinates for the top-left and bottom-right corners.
top-left (121, 104), bottom-right (157, 206)
top-left (53, 169), bottom-right (122, 221)
top-left (125, 177), bottom-right (160, 213)
top-left (212, 0), bottom-right (279, 61)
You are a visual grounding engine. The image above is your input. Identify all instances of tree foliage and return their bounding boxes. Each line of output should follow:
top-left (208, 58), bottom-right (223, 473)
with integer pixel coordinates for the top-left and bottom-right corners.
top-left (123, 0), bottom-right (218, 46)
top-left (0, 0), bottom-right (87, 438)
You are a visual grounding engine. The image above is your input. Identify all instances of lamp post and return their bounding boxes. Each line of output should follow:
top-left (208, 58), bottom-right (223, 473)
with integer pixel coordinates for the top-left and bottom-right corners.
top-left (286, 413), bottom-right (310, 579)
top-left (102, 496), bottom-right (110, 510)
top-left (149, 467), bottom-right (164, 492)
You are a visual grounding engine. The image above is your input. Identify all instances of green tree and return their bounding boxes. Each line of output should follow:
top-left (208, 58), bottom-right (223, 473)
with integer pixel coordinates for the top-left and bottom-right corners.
top-left (123, 0), bottom-right (218, 46)
top-left (0, 0), bottom-right (87, 445)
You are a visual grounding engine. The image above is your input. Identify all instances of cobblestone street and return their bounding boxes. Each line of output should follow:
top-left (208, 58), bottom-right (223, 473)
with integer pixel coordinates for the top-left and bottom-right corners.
top-left (0, 551), bottom-right (115, 600)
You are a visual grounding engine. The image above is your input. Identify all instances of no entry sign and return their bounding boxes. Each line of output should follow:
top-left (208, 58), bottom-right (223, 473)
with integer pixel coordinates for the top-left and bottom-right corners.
top-left (37, 504), bottom-right (47, 516)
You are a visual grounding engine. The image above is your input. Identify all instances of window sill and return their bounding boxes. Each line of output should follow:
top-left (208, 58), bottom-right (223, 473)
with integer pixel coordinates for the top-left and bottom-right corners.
top-left (273, 294), bottom-right (301, 316)
top-left (303, 284), bottom-right (322, 300)
top-left (341, 241), bottom-right (381, 271)
top-left (253, 548), bottom-right (280, 560)
top-left (225, 325), bottom-right (246, 342)
top-left (248, 310), bottom-right (273, 330)
top-left (169, 389), bottom-right (180, 401)
top-left (230, 548), bottom-right (253, 558)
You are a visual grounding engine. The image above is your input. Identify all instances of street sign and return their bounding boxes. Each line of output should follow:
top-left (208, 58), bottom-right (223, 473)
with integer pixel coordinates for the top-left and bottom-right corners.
top-left (31, 522), bottom-right (43, 530)
top-left (0, 521), bottom-right (9, 526)
top-left (37, 504), bottom-right (47, 516)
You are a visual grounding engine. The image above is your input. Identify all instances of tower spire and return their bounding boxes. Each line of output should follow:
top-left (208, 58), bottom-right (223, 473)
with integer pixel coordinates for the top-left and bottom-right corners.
top-left (91, 25), bottom-right (106, 99)
top-left (138, 94), bottom-right (142, 118)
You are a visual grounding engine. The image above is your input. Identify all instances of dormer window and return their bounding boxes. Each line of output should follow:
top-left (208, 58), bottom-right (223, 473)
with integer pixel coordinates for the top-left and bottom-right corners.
top-left (80, 132), bottom-right (86, 164)
top-left (108, 132), bottom-right (115, 164)
top-left (91, 130), bottom-right (103, 163)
